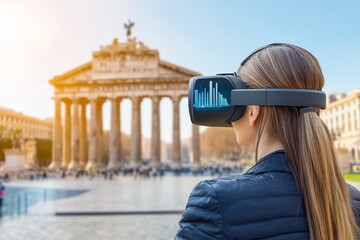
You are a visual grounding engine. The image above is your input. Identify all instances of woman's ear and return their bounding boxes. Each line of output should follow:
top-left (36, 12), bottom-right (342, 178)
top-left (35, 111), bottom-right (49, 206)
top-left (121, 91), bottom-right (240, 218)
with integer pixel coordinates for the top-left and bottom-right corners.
top-left (248, 105), bottom-right (260, 127)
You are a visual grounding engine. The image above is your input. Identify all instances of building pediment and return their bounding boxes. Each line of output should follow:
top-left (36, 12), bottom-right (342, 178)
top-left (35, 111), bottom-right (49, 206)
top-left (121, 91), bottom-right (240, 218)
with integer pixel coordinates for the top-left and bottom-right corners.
top-left (50, 39), bottom-right (200, 86)
top-left (158, 60), bottom-right (200, 79)
top-left (50, 62), bottom-right (92, 85)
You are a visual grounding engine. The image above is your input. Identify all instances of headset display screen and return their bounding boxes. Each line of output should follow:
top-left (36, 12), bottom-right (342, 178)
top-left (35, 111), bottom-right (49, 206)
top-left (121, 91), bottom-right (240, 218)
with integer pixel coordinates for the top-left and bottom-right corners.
top-left (193, 78), bottom-right (232, 111)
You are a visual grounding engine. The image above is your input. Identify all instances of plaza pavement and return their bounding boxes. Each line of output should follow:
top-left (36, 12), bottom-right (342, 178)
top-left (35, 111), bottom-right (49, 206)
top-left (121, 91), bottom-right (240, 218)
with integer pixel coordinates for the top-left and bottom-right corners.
top-left (0, 175), bottom-right (210, 240)
top-left (0, 176), bottom-right (359, 240)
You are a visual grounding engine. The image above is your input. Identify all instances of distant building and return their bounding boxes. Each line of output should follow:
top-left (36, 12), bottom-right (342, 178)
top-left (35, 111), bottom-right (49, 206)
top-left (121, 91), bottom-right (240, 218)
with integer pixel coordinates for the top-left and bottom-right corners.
top-left (161, 141), bottom-right (169, 162)
top-left (181, 144), bottom-right (190, 162)
top-left (320, 88), bottom-right (360, 165)
top-left (143, 138), bottom-right (172, 163)
top-left (142, 138), bottom-right (151, 161)
top-left (181, 138), bottom-right (196, 163)
top-left (0, 107), bottom-right (52, 140)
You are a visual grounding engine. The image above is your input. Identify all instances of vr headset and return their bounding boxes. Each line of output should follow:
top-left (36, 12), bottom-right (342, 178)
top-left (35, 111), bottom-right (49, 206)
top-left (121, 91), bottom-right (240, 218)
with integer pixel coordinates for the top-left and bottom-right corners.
top-left (188, 43), bottom-right (327, 127)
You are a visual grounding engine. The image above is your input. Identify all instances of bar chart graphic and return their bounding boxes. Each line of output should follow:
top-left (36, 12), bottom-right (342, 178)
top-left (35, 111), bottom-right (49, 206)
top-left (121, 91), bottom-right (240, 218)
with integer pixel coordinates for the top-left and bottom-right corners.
top-left (193, 80), bottom-right (231, 111)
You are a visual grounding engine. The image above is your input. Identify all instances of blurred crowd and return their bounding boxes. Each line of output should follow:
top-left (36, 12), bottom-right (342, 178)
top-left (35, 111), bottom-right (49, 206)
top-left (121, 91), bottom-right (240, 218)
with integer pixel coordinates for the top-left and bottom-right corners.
top-left (0, 163), bottom-right (245, 182)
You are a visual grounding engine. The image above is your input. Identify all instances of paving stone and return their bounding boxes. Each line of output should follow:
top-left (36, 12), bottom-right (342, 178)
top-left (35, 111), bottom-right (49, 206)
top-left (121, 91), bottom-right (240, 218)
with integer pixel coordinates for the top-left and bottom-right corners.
top-left (0, 176), bottom-right (209, 240)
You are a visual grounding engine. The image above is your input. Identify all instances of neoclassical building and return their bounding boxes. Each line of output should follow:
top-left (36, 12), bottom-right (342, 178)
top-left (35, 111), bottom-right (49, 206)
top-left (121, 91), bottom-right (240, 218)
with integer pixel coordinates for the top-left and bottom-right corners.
top-left (0, 107), bottom-right (52, 140)
top-left (320, 88), bottom-right (360, 163)
top-left (48, 38), bottom-right (201, 171)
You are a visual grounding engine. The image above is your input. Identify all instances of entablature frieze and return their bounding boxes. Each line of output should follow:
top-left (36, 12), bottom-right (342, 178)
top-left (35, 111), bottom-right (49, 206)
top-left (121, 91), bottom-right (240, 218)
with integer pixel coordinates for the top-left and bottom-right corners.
top-left (52, 77), bottom-right (190, 87)
top-left (54, 82), bottom-right (189, 95)
top-left (54, 89), bottom-right (188, 103)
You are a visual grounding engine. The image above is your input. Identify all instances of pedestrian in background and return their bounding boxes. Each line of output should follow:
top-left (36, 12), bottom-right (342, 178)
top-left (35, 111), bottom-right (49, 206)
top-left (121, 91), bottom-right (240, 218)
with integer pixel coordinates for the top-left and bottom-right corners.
top-left (0, 181), bottom-right (5, 215)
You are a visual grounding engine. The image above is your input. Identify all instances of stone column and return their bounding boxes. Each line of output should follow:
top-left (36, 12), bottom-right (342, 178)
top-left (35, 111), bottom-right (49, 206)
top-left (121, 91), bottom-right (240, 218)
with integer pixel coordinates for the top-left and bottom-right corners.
top-left (192, 124), bottom-right (201, 170)
top-left (49, 98), bottom-right (62, 170)
top-left (357, 108), bottom-right (360, 130)
top-left (151, 96), bottom-right (161, 169)
top-left (97, 99), bottom-right (105, 167)
top-left (130, 96), bottom-right (142, 168)
top-left (345, 112), bottom-right (349, 133)
top-left (86, 98), bottom-right (97, 171)
top-left (108, 98), bottom-right (121, 169)
top-left (351, 111), bottom-right (356, 132)
top-left (172, 95), bottom-right (181, 169)
top-left (79, 100), bottom-right (88, 168)
top-left (355, 140), bottom-right (360, 163)
top-left (68, 99), bottom-right (80, 171)
top-left (62, 100), bottom-right (71, 168)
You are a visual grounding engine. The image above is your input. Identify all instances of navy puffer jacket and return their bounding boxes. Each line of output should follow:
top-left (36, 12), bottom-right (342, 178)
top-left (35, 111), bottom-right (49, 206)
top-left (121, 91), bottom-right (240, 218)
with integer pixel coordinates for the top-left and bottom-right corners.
top-left (175, 150), bottom-right (360, 240)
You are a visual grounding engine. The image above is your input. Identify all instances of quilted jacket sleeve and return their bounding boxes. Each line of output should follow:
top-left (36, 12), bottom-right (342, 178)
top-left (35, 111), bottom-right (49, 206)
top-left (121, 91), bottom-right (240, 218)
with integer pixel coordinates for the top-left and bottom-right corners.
top-left (175, 180), bottom-right (223, 240)
top-left (347, 183), bottom-right (360, 227)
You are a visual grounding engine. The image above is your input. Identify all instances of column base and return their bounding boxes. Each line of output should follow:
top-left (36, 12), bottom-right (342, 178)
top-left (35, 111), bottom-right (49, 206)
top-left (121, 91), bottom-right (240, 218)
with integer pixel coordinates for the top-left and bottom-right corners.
top-left (68, 161), bottom-right (80, 171)
top-left (61, 161), bottom-right (69, 169)
top-left (48, 161), bottom-right (61, 171)
top-left (85, 161), bottom-right (98, 172)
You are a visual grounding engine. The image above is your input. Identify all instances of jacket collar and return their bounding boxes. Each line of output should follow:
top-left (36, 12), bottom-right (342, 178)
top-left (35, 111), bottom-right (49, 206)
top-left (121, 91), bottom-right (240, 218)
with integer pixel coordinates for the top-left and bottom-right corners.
top-left (245, 149), bottom-right (294, 175)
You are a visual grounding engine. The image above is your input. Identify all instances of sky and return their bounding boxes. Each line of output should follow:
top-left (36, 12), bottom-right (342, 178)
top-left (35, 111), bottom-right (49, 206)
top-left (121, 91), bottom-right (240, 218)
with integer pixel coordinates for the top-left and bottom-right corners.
top-left (0, 0), bottom-right (359, 142)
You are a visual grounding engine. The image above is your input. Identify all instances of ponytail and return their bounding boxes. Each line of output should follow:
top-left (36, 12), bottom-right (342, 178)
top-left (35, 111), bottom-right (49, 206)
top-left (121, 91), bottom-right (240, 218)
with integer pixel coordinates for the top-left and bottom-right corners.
top-left (284, 111), bottom-right (360, 240)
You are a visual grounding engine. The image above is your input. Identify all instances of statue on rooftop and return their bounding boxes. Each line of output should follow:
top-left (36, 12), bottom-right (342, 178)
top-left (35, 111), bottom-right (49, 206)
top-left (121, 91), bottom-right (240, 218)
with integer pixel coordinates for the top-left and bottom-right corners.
top-left (124, 19), bottom-right (135, 40)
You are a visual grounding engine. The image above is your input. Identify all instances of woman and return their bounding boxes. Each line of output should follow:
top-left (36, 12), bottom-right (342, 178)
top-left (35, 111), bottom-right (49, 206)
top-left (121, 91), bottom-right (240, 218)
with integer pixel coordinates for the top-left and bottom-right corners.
top-left (175, 43), bottom-right (360, 240)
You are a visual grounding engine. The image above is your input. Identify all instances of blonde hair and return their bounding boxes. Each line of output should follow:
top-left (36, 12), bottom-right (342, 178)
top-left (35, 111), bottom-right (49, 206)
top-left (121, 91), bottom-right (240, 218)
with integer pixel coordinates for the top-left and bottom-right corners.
top-left (237, 43), bottom-right (359, 240)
